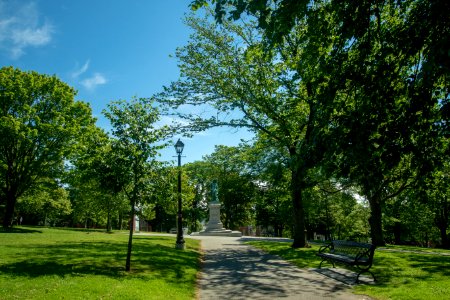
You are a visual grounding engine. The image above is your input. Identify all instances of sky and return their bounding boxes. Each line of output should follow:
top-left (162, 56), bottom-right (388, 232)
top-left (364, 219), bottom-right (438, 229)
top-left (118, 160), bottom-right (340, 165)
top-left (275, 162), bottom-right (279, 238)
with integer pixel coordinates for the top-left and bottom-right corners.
top-left (0, 0), bottom-right (254, 164)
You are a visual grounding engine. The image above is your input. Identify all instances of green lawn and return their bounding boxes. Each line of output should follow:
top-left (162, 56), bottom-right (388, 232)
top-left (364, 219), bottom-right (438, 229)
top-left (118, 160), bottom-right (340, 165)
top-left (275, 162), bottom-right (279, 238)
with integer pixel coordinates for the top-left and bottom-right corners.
top-left (0, 227), bottom-right (201, 300)
top-left (247, 240), bottom-right (450, 300)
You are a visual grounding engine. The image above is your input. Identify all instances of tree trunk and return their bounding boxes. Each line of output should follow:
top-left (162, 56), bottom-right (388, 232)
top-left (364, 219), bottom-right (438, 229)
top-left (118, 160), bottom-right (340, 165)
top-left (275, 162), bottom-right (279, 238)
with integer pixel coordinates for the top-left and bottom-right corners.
top-left (368, 194), bottom-right (385, 246)
top-left (290, 166), bottom-right (306, 248)
top-left (107, 209), bottom-right (112, 232)
top-left (435, 199), bottom-right (449, 249)
top-left (436, 210), bottom-right (449, 249)
top-left (393, 222), bottom-right (402, 245)
top-left (125, 200), bottom-right (135, 271)
top-left (3, 190), bottom-right (17, 229)
top-left (439, 226), bottom-right (449, 249)
top-left (118, 212), bottom-right (123, 230)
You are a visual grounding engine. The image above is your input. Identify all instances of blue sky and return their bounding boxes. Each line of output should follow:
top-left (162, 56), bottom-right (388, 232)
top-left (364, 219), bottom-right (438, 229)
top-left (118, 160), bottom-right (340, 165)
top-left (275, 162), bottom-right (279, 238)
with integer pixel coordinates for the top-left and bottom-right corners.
top-left (0, 0), bottom-right (253, 164)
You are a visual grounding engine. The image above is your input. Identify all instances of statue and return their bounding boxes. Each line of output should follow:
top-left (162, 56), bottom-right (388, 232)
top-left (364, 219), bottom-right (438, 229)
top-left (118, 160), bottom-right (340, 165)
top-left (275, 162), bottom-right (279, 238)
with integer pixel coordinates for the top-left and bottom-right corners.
top-left (210, 180), bottom-right (219, 203)
top-left (191, 179), bottom-right (241, 236)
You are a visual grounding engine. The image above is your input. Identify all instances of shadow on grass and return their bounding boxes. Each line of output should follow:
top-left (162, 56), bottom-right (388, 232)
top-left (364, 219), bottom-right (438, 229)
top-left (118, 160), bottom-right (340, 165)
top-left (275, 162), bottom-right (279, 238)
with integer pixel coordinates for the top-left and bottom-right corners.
top-left (50, 227), bottom-right (111, 233)
top-left (245, 240), bottom-right (321, 269)
top-left (0, 227), bottom-right (42, 234)
top-left (371, 251), bottom-right (450, 285)
top-left (247, 239), bottom-right (450, 288)
top-left (0, 235), bottom-right (199, 283)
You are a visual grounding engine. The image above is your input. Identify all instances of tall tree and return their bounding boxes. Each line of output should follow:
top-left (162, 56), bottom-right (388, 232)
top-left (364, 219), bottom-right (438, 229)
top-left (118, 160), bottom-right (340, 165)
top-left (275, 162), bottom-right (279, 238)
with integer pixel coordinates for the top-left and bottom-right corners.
top-left (103, 97), bottom-right (168, 271)
top-left (0, 67), bottom-right (95, 228)
top-left (193, 0), bottom-right (450, 246)
top-left (68, 126), bottom-right (131, 232)
top-left (156, 11), bottom-right (343, 247)
top-left (329, 0), bottom-right (448, 245)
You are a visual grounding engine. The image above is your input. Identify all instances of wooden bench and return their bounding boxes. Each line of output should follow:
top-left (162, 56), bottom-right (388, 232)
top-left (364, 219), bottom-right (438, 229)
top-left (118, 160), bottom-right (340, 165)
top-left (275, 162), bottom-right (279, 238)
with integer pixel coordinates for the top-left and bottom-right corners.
top-left (316, 240), bottom-right (376, 283)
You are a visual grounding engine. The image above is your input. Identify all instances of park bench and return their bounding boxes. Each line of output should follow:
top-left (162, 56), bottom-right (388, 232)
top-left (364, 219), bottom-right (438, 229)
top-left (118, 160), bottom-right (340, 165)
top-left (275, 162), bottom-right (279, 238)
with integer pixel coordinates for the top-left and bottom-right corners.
top-left (316, 240), bottom-right (376, 283)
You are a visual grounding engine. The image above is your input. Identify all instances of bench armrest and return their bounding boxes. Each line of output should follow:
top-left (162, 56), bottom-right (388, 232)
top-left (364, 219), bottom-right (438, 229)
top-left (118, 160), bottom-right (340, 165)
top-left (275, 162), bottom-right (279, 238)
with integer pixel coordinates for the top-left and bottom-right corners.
top-left (318, 243), bottom-right (332, 253)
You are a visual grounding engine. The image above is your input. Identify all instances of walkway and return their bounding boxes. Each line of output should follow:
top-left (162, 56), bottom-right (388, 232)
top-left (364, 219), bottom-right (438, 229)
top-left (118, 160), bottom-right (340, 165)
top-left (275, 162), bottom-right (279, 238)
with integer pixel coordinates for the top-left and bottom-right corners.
top-left (191, 236), bottom-right (372, 300)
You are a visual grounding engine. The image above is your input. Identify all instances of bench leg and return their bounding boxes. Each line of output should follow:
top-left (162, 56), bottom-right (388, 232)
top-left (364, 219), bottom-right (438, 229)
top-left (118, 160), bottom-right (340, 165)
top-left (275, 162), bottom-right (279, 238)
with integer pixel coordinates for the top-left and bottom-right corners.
top-left (355, 268), bottom-right (376, 283)
top-left (319, 259), bottom-right (335, 269)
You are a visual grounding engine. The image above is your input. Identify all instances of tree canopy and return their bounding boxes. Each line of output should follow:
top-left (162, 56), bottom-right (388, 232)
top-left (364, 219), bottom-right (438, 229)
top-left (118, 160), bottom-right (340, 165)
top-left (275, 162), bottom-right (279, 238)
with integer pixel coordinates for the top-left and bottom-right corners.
top-left (185, 0), bottom-right (449, 246)
top-left (0, 66), bottom-right (95, 228)
top-left (103, 97), bottom-right (169, 270)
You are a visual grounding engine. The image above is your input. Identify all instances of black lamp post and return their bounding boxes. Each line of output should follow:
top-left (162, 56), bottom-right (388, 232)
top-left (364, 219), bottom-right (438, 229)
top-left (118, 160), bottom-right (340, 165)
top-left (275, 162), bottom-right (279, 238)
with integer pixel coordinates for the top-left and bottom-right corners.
top-left (174, 139), bottom-right (185, 250)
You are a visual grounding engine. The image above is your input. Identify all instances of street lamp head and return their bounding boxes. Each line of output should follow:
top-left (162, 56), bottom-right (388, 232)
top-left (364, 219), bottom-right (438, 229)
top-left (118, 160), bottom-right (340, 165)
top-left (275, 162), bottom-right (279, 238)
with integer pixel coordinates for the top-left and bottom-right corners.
top-left (174, 139), bottom-right (184, 155)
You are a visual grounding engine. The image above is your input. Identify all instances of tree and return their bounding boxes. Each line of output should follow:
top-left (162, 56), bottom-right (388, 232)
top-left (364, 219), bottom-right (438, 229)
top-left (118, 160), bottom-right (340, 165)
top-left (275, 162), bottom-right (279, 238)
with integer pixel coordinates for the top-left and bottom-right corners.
top-left (246, 140), bottom-right (292, 237)
top-left (426, 163), bottom-right (450, 248)
top-left (17, 181), bottom-right (72, 226)
top-left (0, 67), bottom-right (95, 228)
top-left (383, 190), bottom-right (437, 246)
top-left (184, 161), bottom-right (211, 232)
top-left (157, 11), bottom-right (343, 247)
top-left (192, 0), bottom-right (450, 247)
top-left (103, 97), bottom-right (169, 271)
top-left (190, 0), bottom-right (310, 45)
top-left (68, 127), bottom-right (130, 231)
top-left (304, 182), bottom-right (370, 241)
top-left (203, 145), bottom-right (255, 230)
top-left (328, 0), bottom-right (448, 246)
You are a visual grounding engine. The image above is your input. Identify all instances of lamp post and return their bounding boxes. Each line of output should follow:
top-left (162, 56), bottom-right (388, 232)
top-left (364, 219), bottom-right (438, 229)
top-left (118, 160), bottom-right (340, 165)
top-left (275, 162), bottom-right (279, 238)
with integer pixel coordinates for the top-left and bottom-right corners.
top-left (174, 139), bottom-right (185, 250)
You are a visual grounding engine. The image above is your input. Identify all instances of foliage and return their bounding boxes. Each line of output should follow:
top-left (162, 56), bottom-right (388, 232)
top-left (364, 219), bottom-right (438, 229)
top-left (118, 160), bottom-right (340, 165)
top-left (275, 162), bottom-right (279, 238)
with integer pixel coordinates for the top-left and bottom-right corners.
top-left (17, 183), bottom-right (72, 226)
top-left (304, 183), bottom-right (370, 242)
top-left (249, 142), bottom-right (292, 237)
top-left (422, 161), bottom-right (450, 248)
top-left (203, 145), bottom-right (256, 230)
top-left (156, 9), bottom-right (343, 247)
top-left (181, 145), bottom-right (257, 231)
top-left (0, 227), bottom-right (201, 300)
top-left (67, 126), bottom-right (131, 231)
top-left (383, 190), bottom-right (438, 247)
top-left (190, 0), bottom-right (309, 45)
top-left (189, 0), bottom-right (450, 247)
top-left (0, 66), bottom-right (95, 228)
top-left (103, 97), bottom-right (170, 271)
top-left (327, 0), bottom-right (447, 246)
top-left (183, 161), bottom-right (212, 232)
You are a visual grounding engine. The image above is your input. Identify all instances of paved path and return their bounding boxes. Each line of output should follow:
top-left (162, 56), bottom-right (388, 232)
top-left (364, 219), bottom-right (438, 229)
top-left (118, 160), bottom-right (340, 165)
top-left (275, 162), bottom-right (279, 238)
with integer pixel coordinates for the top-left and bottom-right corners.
top-left (190, 236), bottom-right (372, 300)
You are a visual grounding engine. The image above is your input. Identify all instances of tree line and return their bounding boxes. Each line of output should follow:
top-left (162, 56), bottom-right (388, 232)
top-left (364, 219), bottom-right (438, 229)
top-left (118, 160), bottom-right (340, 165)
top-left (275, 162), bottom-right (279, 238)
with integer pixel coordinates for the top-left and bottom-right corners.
top-left (1, 0), bottom-right (449, 260)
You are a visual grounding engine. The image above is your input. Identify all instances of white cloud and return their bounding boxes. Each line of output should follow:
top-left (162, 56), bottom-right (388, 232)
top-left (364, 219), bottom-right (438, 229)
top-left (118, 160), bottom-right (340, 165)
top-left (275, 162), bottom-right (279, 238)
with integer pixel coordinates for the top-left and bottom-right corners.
top-left (81, 73), bottom-right (107, 90)
top-left (0, 1), bottom-right (54, 59)
top-left (71, 60), bottom-right (90, 79)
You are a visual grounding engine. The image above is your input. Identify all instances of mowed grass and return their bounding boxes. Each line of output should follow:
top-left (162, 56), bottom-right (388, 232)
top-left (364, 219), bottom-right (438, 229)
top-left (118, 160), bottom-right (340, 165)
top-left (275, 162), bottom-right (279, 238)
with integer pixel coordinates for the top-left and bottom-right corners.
top-left (0, 227), bottom-right (201, 300)
top-left (247, 240), bottom-right (450, 300)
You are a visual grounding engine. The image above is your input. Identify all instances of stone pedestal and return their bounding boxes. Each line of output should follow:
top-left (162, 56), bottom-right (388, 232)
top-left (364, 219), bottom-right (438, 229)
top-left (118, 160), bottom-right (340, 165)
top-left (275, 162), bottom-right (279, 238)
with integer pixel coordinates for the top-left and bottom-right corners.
top-left (192, 202), bottom-right (242, 237)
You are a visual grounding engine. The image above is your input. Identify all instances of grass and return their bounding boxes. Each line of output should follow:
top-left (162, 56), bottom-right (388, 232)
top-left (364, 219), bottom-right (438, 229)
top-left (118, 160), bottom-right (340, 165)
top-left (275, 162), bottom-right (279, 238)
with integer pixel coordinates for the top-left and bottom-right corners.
top-left (247, 240), bottom-right (450, 300)
top-left (0, 227), bottom-right (201, 300)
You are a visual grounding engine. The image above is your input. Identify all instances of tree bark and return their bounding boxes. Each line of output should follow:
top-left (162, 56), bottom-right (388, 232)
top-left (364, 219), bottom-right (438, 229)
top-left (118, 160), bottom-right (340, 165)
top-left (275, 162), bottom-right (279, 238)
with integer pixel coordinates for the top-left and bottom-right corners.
top-left (125, 200), bottom-right (135, 271)
top-left (393, 222), bottom-right (402, 245)
top-left (107, 210), bottom-right (112, 233)
top-left (368, 194), bottom-right (385, 246)
top-left (118, 212), bottom-right (123, 230)
top-left (439, 226), bottom-right (449, 249)
top-left (290, 165), bottom-right (306, 248)
top-left (435, 201), bottom-right (449, 249)
top-left (2, 190), bottom-right (17, 229)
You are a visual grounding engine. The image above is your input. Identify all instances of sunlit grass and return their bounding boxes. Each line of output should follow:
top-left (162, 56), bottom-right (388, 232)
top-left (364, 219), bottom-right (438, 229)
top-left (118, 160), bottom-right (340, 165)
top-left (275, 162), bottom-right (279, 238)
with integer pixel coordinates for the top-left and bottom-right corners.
top-left (0, 227), bottom-right (201, 300)
top-left (247, 240), bottom-right (450, 300)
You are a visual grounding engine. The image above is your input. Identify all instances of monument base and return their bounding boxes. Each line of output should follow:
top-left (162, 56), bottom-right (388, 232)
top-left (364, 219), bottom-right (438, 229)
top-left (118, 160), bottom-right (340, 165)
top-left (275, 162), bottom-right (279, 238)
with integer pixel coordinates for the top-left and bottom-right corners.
top-left (193, 197), bottom-right (242, 237)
